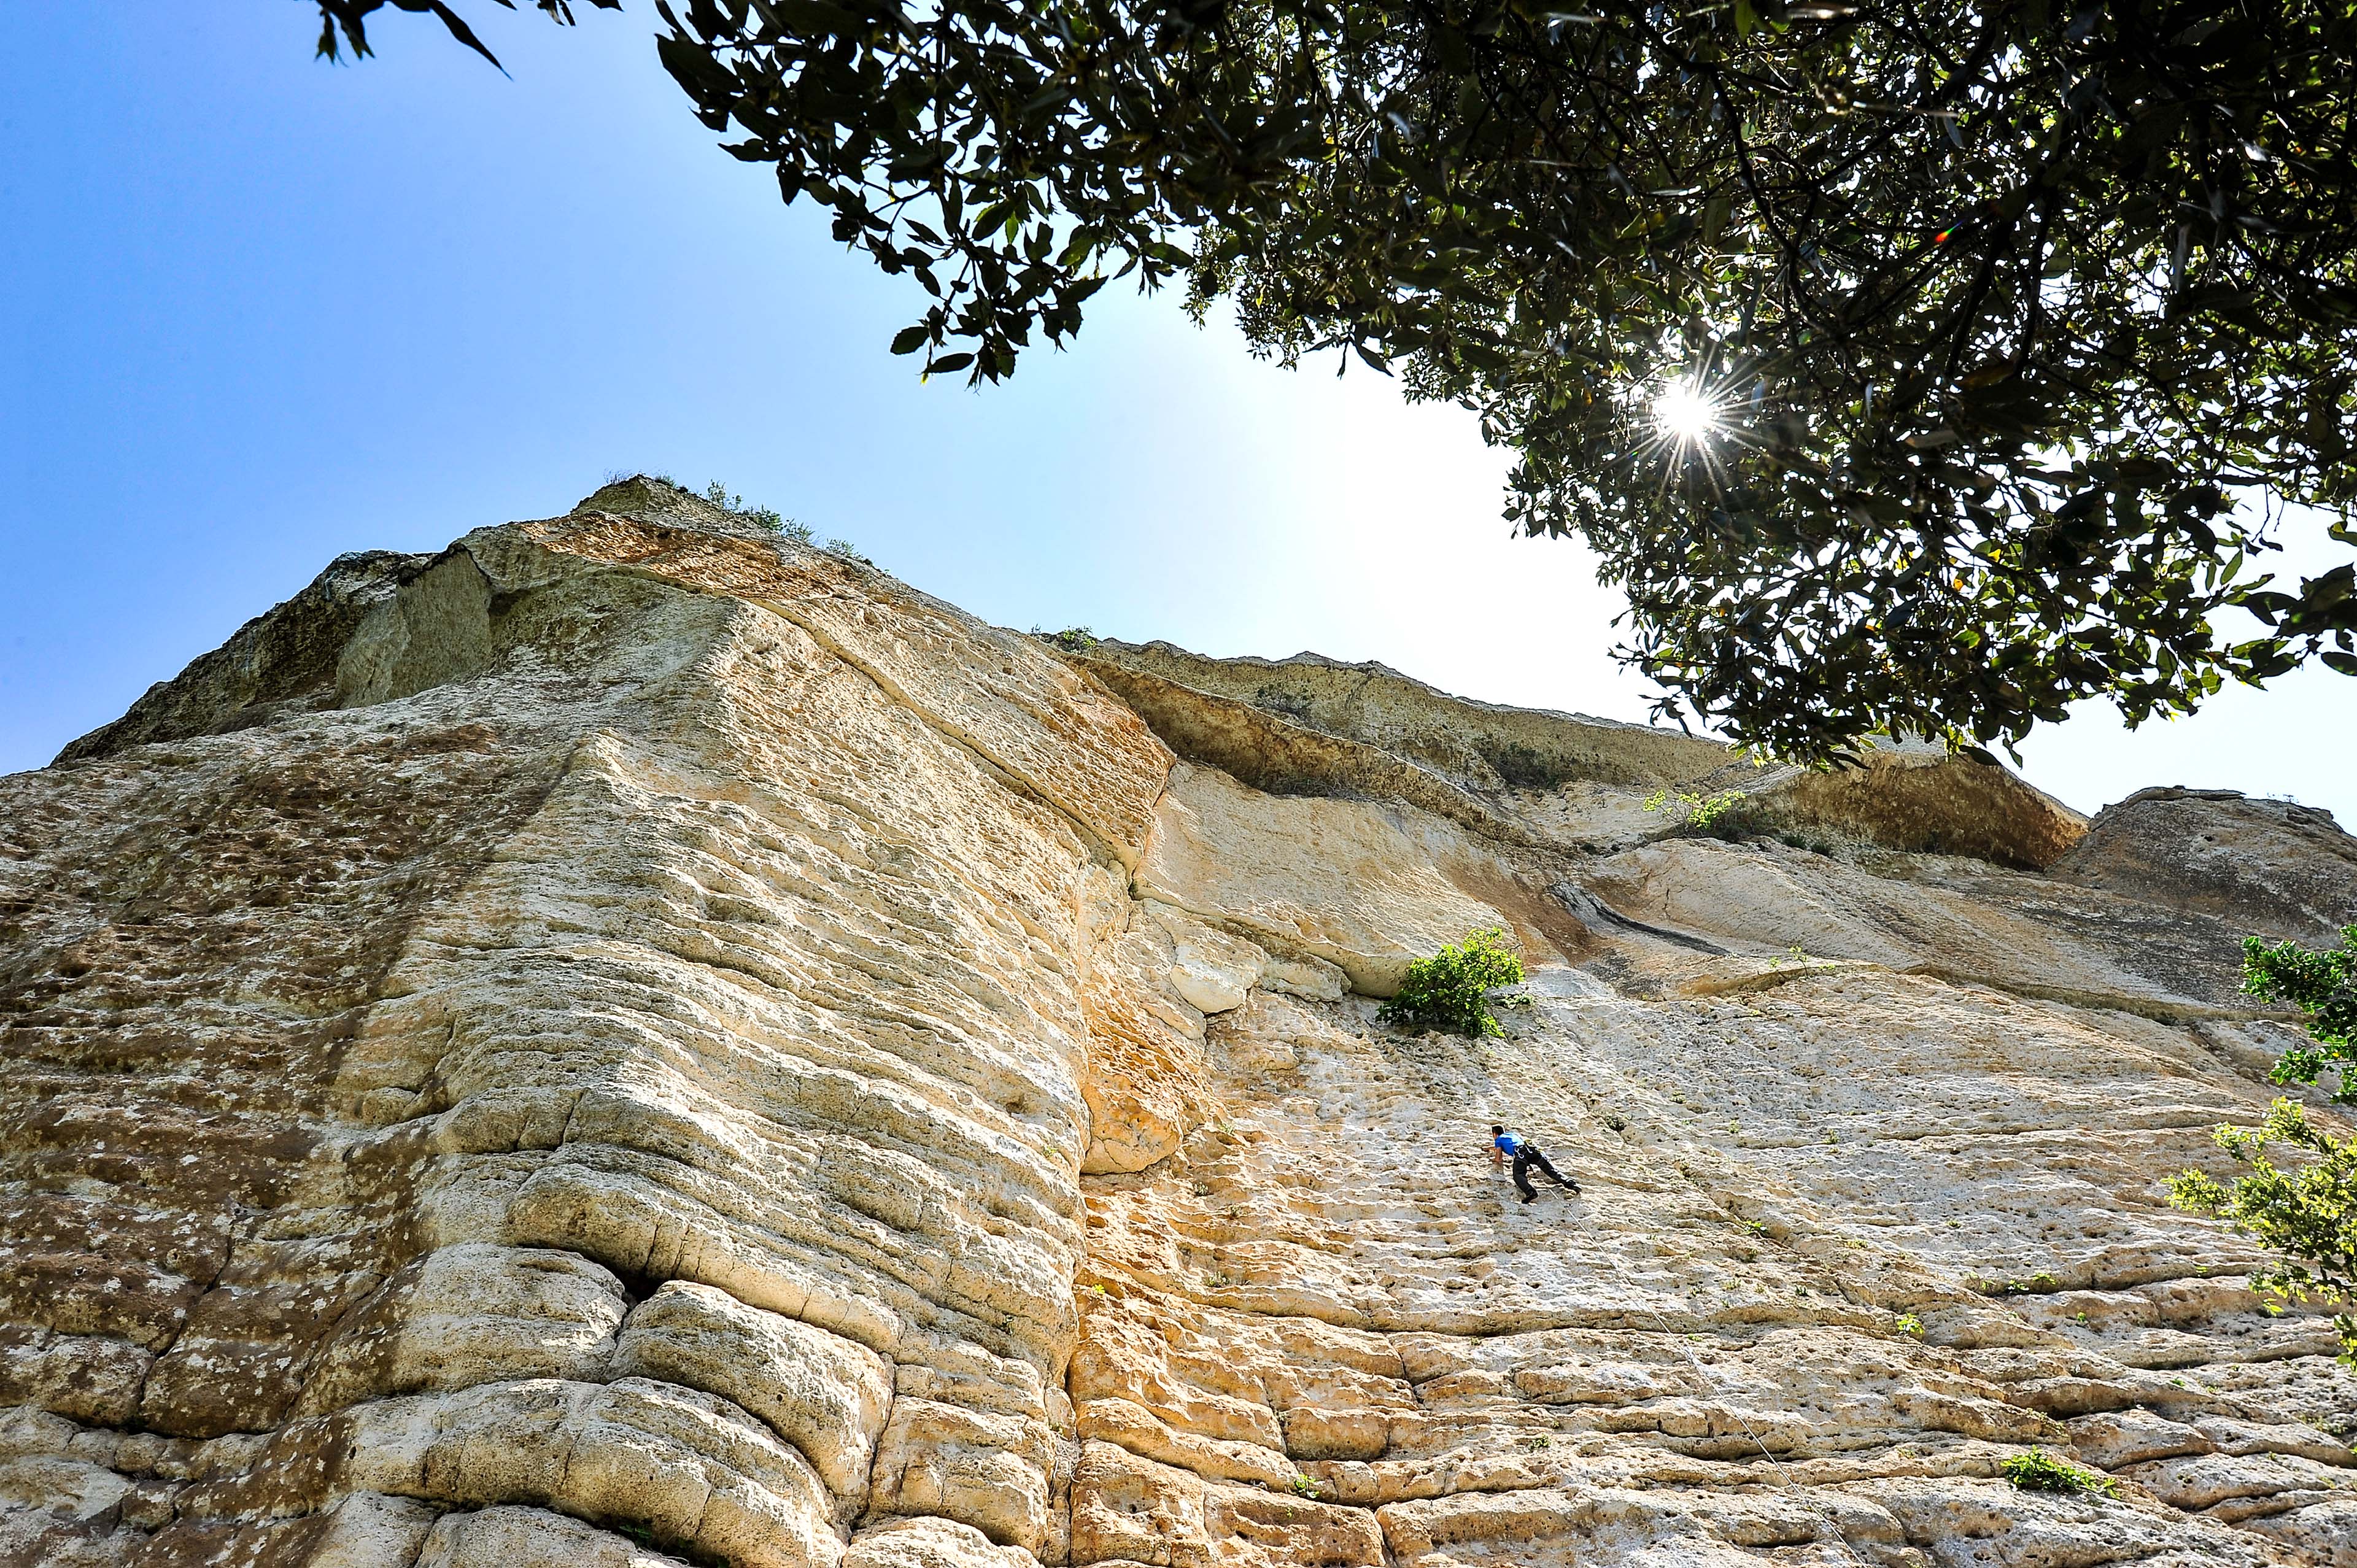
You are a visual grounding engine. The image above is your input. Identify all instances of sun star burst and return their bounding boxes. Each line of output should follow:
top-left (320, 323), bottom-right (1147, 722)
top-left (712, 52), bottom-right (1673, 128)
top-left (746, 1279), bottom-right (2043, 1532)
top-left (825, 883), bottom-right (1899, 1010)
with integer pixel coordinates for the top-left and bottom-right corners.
top-left (1654, 382), bottom-right (1722, 444)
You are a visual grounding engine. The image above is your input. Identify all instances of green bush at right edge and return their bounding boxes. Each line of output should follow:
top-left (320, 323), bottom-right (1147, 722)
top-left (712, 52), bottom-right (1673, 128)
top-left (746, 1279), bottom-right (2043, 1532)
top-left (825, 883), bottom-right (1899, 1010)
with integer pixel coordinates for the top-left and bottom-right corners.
top-left (2170, 924), bottom-right (2357, 1361)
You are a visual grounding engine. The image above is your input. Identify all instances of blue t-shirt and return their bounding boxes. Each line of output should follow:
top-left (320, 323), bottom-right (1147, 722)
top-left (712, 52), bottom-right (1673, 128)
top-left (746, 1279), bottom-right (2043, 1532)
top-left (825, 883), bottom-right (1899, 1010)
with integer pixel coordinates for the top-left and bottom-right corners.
top-left (1494, 1133), bottom-right (1523, 1156)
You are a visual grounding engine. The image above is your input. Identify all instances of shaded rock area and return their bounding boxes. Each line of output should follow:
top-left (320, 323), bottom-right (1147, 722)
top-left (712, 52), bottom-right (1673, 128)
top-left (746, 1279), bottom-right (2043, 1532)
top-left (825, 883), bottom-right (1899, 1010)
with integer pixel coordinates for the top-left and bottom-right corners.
top-left (1070, 641), bottom-right (2088, 870)
top-left (4, 477), bottom-right (2354, 1567)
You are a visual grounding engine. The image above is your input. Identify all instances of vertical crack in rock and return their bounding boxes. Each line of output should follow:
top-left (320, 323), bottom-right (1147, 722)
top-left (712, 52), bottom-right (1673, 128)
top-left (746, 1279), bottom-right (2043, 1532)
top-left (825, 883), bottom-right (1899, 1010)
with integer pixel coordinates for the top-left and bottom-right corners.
top-left (5, 477), bottom-right (2356, 1567)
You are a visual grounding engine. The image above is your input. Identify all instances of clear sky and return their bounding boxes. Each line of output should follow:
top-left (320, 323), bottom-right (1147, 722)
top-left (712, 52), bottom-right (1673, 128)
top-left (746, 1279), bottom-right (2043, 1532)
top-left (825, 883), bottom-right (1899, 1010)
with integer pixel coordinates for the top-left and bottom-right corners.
top-left (3, 2), bottom-right (2348, 823)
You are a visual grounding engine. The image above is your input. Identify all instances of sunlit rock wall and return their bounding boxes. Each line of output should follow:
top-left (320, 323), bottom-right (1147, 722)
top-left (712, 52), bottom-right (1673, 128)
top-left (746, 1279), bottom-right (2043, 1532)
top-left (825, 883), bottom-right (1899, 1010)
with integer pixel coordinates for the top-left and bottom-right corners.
top-left (4, 479), bottom-right (2355, 1568)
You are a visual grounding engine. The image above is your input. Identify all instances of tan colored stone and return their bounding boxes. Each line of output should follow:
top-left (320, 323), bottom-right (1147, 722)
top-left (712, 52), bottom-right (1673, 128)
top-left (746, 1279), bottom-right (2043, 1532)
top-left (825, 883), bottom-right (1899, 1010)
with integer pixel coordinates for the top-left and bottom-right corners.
top-left (2067, 1408), bottom-right (2215, 1467)
top-left (307, 1492), bottom-right (444, 1566)
top-left (847, 1516), bottom-right (1043, 1568)
top-left (520, 506), bottom-right (1174, 868)
top-left (1206, 1483), bottom-right (1386, 1568)
top-left (1138, 763), bottom-right (1525, 995)
top-left (296, 1243), bottom-right (628, 1416)
top-left (416, 1502), bottom-right (693, 1567)
top-left (1147, 904), bottom-right (1268, 1017)
top-left (7, 477), bottom-right (2355, 1568)
top-left (614, 1280), bottom-right (894, 1500)
top-left (1069, 1439), bottom-right (1210, 1568)
top-left (1075, 1397), bottom-right (1295, 1489)
top-left (1080, 914), bottom-right (1210, 1175)
top-left (869, 1398), bottom-right (1057, 1551)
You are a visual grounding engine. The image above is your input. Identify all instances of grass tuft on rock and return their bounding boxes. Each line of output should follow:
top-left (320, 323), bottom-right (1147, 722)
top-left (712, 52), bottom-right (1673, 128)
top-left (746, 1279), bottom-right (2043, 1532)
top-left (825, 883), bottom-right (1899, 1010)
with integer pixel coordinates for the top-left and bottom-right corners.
top-left (2000, 1449), bottom-right (2115, 1496)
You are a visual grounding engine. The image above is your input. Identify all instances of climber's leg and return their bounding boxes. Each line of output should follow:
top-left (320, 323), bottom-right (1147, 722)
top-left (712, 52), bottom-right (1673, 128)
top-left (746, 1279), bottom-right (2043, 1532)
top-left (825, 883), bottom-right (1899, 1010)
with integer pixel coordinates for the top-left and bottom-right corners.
top-left (1527, 1147), bottom-right (1580, 1194)
top-left (1511, 1148), bottom-right (1539, 1202)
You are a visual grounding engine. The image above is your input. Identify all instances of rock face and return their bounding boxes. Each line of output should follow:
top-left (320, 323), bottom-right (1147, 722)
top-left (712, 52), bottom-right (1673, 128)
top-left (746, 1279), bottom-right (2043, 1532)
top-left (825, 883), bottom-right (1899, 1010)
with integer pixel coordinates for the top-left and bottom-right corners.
top-left (3, 479), bottom-right (2353, 1568)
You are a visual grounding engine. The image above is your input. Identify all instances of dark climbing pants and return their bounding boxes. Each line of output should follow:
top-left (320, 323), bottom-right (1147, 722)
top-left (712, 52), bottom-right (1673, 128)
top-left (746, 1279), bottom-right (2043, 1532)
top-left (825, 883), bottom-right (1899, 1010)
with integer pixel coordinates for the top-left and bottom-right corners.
top-left (1512, 1145), bottom-right (1573, 1200)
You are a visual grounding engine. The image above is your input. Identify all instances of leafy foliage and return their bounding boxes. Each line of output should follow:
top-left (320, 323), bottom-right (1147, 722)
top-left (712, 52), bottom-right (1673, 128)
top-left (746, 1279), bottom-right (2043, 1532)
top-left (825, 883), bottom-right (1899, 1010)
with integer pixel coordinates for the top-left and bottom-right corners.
top-left (1643, 787), bottom-right (1747, 832)
top-left (1379, 927), bottom-right (1525, 1037)
top-left (2243, 925), bottom-right (2357, 1097)
top-left (2170, 1099), bottom-right (2357, 1357)
top-left (637, 0), bottom-right (2357, 760)
top-left (2173, 927), bottom-right (2357, 1360)
top-left (2000, 1448), bottom-right (2116, 1496)
top-left (702, 480), bottom-right (794, 535)
top-left (311, 0), bottom-right (614, 70)
top-left (1037, 627), bottom-right (1102, 652)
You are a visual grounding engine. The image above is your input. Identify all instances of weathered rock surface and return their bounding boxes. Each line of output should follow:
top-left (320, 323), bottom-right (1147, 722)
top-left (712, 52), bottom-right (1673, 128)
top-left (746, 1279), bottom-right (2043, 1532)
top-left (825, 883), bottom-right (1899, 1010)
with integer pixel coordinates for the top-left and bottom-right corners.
top-left (3, 478), bottom-right (2352, 1567)
top-left (1072, 641), bottom-right (2088, 868)
top-left (2051, 788), bottom-right (2357, 941)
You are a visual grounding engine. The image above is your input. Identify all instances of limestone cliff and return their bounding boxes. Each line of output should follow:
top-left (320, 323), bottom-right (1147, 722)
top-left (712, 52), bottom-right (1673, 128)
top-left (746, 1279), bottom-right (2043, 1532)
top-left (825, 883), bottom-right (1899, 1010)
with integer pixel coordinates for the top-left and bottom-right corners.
top-left (4, 479), bottom-right (2355, 1568)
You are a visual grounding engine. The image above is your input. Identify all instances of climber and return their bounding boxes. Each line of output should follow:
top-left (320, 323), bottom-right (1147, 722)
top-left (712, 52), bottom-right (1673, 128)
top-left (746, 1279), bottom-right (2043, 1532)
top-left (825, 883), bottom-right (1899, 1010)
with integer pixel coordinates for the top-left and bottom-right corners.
top-left (1491, 1124), bottom-right (1579, 1203)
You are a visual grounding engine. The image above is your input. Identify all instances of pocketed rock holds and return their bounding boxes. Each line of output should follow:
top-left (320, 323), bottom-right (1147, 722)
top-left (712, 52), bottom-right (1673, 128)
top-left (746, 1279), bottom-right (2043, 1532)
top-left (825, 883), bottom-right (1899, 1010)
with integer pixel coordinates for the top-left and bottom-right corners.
top-left (2, 475), bottom-right (2353, 1566)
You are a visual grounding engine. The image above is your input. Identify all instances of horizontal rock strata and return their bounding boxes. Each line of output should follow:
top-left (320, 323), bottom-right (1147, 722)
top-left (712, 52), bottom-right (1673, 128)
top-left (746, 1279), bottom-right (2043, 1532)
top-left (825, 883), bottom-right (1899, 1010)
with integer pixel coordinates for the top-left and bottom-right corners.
top-left (3, 477), bottom-right (2353, 1567)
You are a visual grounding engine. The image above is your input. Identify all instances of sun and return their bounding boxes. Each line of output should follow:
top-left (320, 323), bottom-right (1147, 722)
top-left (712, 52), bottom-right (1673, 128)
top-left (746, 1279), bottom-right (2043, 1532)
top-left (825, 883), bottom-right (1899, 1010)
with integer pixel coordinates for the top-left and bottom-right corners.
top-left (1654, 380), bottom-right (1721, 444)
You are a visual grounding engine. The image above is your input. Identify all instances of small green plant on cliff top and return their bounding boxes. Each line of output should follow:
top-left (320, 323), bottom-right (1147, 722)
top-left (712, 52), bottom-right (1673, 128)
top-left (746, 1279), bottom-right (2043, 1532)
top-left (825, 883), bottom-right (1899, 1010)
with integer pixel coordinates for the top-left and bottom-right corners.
top-left (701, 479), bottom-right (799, 538)
top-left (706, 480), bottom-right (805, 539)
top-left (2001, 1450), bottom-right (2115, 1497)
top-left (1378, 927), bottom-right (1523, 1038)
top-left (2172, 927), bottom-right (2357, 1362)
top-left (1034, 626), bottom-right (1099, 652)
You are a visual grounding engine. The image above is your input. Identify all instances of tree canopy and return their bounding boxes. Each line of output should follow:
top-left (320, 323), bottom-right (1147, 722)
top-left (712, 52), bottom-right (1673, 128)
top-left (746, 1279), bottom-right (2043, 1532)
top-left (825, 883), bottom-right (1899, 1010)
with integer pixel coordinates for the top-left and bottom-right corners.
top-left (319, 0), bottom-right (2357, 760)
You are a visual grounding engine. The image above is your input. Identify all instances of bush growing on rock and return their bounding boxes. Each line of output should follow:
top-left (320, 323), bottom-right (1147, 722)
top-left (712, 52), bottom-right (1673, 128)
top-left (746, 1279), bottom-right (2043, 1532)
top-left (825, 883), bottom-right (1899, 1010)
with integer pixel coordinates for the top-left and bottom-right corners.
top-left (2001, 1450), bottom-right (2115, 1497)
top-left (1378, 927), bottom-right (1523, 1038)
top-left (2241, 925), bottom-right (2357, 1099)
top-left (2173, 926), bottom-right (2357, 1360)
top-left (1642, 787), bottom-right (1749, 838)
top-left (700, 480), bottom-right (797, 538)
top-left (2170, 1099), bottom-right (2357, 1359)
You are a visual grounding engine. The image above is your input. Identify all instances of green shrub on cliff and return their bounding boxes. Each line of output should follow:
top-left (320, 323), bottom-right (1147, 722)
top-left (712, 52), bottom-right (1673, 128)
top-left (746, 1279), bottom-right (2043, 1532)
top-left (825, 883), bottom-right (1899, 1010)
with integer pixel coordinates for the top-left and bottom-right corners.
top-left (1642, 787), bottom-right (1752, 840)
top-left (1379, 928), bottom-right (1523, 1038)
top-left (702, 480), bottom-right (797, 538)
top-left (2241, 926), bottom-right (2357, 1099)
top-left (2172, 927), bottom-right (2357, 1361)
top-left (2001, 1450), bottom-right (2115, 1497)
top-left (2170, 1099), bottom-right (2357, 1358)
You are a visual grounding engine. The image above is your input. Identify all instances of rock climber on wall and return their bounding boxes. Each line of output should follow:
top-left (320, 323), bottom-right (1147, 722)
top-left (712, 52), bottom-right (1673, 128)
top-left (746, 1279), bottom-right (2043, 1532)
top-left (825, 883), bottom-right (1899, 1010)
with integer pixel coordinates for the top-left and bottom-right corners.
top-left (1491, 1123), bottom-right (1580, 1203)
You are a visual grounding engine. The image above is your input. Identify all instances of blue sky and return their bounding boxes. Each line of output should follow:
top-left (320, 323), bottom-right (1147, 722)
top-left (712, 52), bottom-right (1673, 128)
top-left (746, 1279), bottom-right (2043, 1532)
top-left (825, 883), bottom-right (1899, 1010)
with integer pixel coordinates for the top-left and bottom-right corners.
top-left (2, 1), bottom-right (2348, 824)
